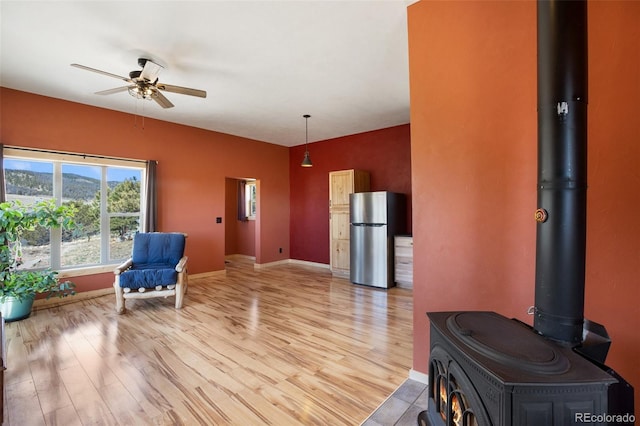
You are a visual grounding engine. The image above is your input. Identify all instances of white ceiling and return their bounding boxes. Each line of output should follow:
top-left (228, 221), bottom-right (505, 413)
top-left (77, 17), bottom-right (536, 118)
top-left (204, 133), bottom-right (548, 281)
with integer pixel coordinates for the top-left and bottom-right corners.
top-left (0, 1), bottom-right (413, 147)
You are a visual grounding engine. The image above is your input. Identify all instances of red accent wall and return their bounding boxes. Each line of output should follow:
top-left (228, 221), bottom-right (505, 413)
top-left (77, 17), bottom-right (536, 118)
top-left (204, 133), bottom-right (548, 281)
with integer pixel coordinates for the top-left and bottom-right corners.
top-left (408, 0), bottom-right (639, 407)
top-left (0, 88), bottom-right (289, 290)
top-left (289, 125), bottom-right (411, 264)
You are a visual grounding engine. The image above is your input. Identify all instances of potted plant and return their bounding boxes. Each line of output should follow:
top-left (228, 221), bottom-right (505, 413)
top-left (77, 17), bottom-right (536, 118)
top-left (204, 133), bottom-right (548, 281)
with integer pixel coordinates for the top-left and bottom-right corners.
top-left (0, 199), bottom-right (77, 321)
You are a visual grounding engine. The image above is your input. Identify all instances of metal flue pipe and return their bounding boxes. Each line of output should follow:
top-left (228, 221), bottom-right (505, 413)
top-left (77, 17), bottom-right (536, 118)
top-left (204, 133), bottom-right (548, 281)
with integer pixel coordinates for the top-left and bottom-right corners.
top-left (533, 0), bottom-right (588, 345)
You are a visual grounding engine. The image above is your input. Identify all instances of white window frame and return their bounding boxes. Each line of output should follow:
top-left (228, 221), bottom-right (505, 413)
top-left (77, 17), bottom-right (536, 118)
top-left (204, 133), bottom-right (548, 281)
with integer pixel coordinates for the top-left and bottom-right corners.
top-left (245, 180), bottom-right (257, 221)
top-left (3, 147), bottom-right (147, 275)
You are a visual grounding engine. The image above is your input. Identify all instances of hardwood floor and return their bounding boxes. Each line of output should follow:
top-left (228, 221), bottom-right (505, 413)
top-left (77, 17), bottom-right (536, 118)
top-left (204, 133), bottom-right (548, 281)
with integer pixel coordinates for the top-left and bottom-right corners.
top-left (3, 257), bottom-right (413, 425)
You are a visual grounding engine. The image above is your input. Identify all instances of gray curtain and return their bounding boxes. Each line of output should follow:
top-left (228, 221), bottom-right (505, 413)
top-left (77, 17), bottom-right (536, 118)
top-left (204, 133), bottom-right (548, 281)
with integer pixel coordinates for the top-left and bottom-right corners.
top-left (144, 160), bottom-right (157, 232)
top-left (0, 145), bottom-right (5, 202)
top-left (237, 180), bottom-right (246, 221)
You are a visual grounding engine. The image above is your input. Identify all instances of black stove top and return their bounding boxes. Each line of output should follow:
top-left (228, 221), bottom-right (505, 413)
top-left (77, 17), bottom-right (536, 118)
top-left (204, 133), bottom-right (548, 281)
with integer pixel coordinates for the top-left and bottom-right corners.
top-left (439, 311), bottom-right (614, 383)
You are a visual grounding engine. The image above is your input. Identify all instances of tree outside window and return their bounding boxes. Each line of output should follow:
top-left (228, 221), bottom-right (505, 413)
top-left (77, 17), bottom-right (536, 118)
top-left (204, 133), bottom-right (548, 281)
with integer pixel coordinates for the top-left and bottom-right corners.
top-left (245, 181), bottom-right (257, 220)
top-left (3, 155), bottom-right (144, 270)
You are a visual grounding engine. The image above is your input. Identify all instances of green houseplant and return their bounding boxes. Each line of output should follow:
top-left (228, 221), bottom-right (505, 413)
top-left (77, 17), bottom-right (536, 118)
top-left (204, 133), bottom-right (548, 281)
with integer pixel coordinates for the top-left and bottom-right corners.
top-left (0, 199), bottom-right (77, 321)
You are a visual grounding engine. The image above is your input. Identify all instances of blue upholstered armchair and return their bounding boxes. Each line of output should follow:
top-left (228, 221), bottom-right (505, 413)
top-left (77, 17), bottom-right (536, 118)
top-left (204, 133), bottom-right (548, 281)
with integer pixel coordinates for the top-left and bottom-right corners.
top-left (113, 232), bottom-right (188, 314)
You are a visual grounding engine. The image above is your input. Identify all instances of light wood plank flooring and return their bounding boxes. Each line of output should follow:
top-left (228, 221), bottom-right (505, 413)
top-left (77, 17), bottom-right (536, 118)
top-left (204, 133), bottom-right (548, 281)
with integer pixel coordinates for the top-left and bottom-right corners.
top-left (3, 257), bottom-right (413, 425)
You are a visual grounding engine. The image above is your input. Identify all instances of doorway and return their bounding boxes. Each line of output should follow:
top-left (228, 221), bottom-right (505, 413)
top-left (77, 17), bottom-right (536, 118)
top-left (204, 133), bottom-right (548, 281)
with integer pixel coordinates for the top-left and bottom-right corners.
top-left (224, 177), bottom-right (258, 265)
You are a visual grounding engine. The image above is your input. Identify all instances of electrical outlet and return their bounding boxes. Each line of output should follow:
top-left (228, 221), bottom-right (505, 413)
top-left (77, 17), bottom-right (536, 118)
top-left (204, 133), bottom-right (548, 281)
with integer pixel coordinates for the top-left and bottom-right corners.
top-left (279, 247), bottom-right (283, 253)
top-left (216, 217), bottom-right (222, 223)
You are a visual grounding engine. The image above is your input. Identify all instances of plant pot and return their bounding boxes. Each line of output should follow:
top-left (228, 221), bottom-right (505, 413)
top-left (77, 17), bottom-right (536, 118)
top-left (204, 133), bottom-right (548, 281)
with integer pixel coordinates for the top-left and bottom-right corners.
top-left (1, 294), bottom-right (35, 322)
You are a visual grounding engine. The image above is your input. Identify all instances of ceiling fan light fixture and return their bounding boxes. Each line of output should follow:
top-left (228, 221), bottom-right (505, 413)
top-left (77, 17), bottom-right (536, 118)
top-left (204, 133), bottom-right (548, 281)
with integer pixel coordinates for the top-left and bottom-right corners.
top-left (301, 114), bottom-right (313, 168)
top-left (71, 58), bottom-right (205, 109)
top-left (128, 85), bottom-right (154, 100)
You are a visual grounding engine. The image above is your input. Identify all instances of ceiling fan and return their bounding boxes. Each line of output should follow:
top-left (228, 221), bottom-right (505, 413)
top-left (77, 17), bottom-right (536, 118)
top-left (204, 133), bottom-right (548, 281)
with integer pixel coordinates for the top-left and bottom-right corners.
top-left (71, 58), bottom-right (206, 108)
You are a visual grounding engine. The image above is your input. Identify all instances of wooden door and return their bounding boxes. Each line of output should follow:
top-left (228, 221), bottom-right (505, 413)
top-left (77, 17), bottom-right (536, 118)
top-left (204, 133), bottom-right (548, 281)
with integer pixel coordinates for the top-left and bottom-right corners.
top-left (328, 170), bottom-right (370, 277)
top-left (329, 170), bottom-right (355, 208)
top-left (330, 211), bottom-right (351, 274)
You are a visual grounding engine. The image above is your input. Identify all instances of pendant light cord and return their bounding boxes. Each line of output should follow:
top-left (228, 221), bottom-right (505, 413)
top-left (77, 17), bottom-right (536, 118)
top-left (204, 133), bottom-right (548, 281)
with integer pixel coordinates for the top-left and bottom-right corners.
top-left (304, 114), bottom-right (311, 151)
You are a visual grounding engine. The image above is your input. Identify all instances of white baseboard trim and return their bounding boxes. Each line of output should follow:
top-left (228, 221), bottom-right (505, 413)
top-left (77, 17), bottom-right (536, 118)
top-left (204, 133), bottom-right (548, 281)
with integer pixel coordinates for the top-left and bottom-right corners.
top-left (191, 270), bottom-right (227, 279)
top-left (287, 259), bottom-right (331, 270)
top-left (253, 258), bottom-right (331, 270)
top-left (33, 287), bottom-right (114, 311)
top-left (225, 254), bottom-right (256, 261)
top-left (223, 255), bottom-right (331, 271)
top-left (254, 259), bottom-right (290, 269)
top-left (409, 369), bottom-right (429, 384)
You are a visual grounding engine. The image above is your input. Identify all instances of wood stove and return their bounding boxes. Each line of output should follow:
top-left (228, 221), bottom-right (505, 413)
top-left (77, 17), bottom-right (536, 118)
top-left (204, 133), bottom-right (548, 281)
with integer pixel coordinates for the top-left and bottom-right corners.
top-left (418, 1), bottom-right (634, 425)
top-left (421, 311), bottom-right (634, 426)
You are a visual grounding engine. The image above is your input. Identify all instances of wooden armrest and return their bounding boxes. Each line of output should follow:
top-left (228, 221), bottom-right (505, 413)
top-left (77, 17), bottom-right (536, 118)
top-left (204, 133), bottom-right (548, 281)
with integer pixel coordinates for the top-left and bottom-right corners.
top-left (175, 256), bottom-right (188, 273)
top-left (114, 259), bottom-right (133, 275)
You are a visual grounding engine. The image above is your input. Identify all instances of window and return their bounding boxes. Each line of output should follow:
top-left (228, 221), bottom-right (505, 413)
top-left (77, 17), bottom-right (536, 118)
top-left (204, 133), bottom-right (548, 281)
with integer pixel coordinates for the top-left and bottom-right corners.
top-left (245, 180), bottom-right (257, 220)
top-left (3, 148), bottom-right (146, 271)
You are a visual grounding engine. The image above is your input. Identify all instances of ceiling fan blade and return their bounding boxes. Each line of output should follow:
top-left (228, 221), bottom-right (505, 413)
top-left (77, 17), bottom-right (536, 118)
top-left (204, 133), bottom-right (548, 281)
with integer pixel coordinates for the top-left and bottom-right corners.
top-left (151, 90), bottom-right (174, 108)
top-left (156, 83), bottom-right (207, 98)
top-left (95, 86), bottom-right (132, 95)
top-left (71, 64), bottom-right (132, 83)
top-left (140, 59), bottom-right (163, 82)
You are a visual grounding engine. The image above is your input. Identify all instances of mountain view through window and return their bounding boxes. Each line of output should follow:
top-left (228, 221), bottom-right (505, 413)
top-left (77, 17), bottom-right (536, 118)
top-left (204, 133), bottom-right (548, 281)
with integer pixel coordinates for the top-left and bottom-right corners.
top-left (3, 157), bottom-right (144, 270)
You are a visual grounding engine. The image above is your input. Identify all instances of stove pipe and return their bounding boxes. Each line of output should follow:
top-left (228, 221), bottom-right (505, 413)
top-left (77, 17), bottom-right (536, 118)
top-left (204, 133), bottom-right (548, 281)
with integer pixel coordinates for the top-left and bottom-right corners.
top-left (534, 0), bottom-right (588, 346)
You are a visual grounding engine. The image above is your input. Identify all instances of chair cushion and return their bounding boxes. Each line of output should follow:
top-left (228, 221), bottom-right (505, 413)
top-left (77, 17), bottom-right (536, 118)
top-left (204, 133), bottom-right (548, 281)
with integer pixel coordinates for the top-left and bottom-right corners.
top-left (119, 264), bottom-right (178, 289)
top-left (132, 233), bottom-right (185, 265)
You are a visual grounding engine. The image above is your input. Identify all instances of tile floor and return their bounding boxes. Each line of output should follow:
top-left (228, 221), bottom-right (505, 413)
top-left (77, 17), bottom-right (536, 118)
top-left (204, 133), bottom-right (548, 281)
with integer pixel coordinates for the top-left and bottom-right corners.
top-left (361, 378), bottom-right (429, 426)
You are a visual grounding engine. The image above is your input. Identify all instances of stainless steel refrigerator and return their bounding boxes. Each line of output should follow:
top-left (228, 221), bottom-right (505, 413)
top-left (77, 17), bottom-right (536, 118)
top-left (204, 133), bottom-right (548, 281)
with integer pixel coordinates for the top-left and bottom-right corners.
top-left (350, 191), bottom-right (406, 288)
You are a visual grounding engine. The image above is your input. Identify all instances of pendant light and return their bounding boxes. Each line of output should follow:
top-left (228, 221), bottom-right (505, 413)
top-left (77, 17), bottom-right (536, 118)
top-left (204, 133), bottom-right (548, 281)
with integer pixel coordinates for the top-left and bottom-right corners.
top-left (301, 114), bottom-right (313, 167)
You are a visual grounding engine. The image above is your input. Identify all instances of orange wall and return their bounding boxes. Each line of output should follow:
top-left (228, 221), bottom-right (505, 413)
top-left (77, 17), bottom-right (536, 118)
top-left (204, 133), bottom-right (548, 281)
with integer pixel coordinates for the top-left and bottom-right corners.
top-left (0, 88), bottom-right (289, 290)
top-left (585, 0), bottom-right (640, 401)
top-left (408, 0), bottom-right (639, 405)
